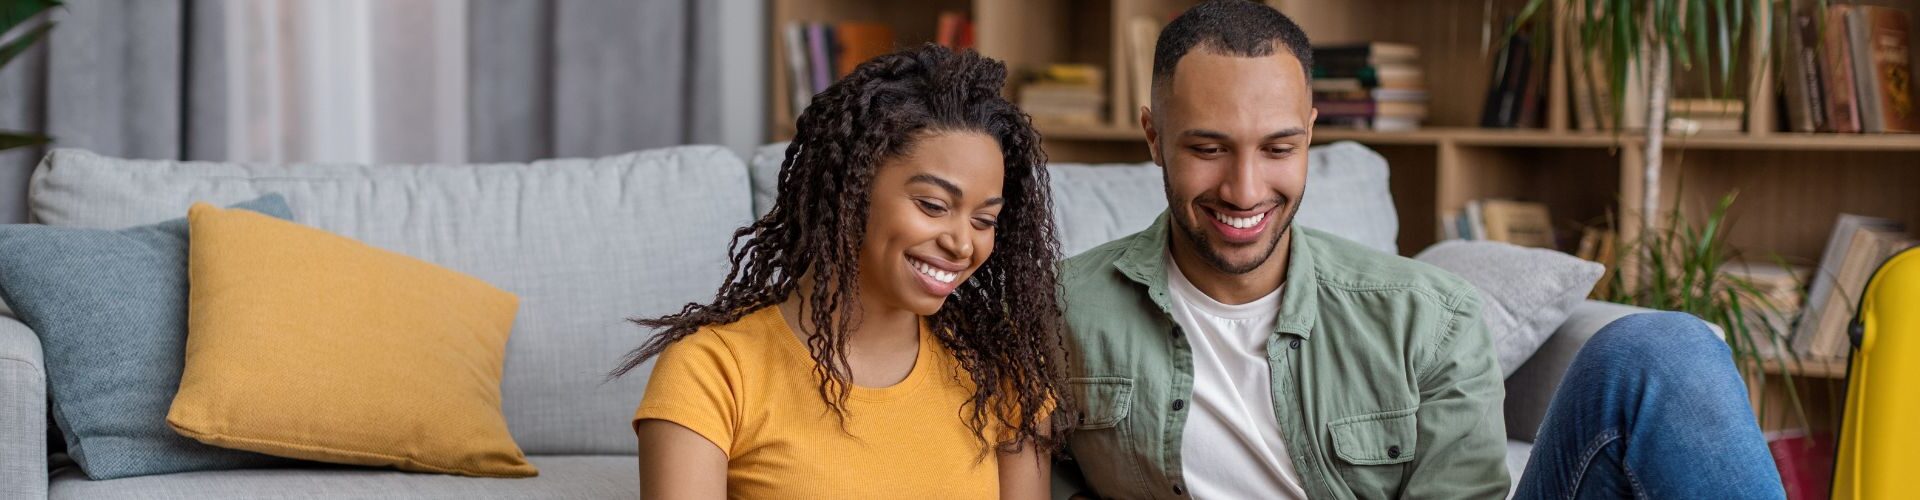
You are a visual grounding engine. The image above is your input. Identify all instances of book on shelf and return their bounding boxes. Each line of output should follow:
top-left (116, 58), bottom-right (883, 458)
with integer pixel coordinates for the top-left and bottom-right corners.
top-left (1666, 98), bottom-right (1746, 134)
top-left (1021, 64), bottom-right (1106, 126)
top-left (935, 11), bottom-right (974, 50)
top-left (806, 23), bottom-right (835, 99)
top-left (1481, 26), bottom-right (1546, 129)
top-left (833, 23), bottom-right (894, 79)
top-left (1576, 227), bottom-right (1618, 299)
top-left (1444, 199), bottom-right (1554, 249)
top-left (1766, 430), bottom-right (1835, 500)
top-left (1779, 1), bottom-right (1828, 133)
top-left (1823, 5), bottom-right (1864, 133)
top-left (1124, 16), bottom-right (1161, 124)
top-left (1796, 214), bottom-right (1912, 358)
top-left (1312, 42), bottom-right (1426, 131)
top-left (1720, 260), bottom-right (1812, 341)
top-left (783, 23), bottom-right (813, 117)
top-left (1853, 6), bottom-right (1918, 133)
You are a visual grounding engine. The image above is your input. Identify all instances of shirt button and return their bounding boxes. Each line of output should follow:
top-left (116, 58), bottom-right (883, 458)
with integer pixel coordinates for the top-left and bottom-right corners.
top-left (1172, 484), bottom-right (1185, 495)
top-left (1387, 445), bottom-right (1402, 458)
top-left (1289, 339), bottom-right (1302, 349)
top-left (1171, 399), bottom-right (1186, 411)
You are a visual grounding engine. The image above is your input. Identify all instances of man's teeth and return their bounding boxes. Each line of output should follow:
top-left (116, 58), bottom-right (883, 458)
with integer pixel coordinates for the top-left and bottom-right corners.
top-left (911, 259), bottom-right (957, 284)
top-left (1212, 210), bottom-right (1266, 229)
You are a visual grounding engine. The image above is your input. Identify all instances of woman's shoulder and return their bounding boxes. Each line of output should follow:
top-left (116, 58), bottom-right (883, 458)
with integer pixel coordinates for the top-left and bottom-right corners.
top-left (655, 305), bottom-right (789, 366)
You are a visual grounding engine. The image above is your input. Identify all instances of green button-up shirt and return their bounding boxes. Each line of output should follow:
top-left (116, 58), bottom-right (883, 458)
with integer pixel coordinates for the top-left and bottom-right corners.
top-left (1054, 213), bottom-right (1509, 499)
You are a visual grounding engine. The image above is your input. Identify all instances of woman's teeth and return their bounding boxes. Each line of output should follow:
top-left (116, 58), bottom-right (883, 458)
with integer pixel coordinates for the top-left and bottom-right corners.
top-left (1213, 210), bottom-right (1266, 229)
top-left (911, 258), bottom-right (957, 284)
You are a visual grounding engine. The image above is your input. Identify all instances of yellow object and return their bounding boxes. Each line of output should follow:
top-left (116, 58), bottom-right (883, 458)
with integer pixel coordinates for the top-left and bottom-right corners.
top-left (634, 306), bottom-right (1002, 497)
top-left (170, 203), bottom-right (534, 477)
top-left (1833, 247), bottom-right (1920, 499)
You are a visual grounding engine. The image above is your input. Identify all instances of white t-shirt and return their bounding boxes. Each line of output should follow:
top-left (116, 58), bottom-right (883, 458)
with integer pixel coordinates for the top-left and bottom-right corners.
top-left (1166, 253), bottom-right (1309, 499)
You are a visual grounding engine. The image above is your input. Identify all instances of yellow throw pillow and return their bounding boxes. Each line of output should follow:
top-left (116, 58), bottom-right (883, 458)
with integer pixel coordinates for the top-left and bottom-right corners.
top-left (169, 202), bottom-right (536, 477)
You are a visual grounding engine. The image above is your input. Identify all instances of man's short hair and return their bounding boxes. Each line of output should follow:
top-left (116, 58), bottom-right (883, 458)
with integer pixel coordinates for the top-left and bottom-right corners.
top-left (1150, 0), bottom-right (1313, 110)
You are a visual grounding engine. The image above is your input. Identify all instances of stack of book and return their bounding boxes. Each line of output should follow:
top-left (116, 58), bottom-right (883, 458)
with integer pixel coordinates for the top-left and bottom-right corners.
top-left (1666, 98), bottom-right (1746, 134)
top-left (1312, 42), bottom-right (1428, 131)
top-left (1021, 64), bottom-right (1106, 127)
top-left (1778, 2), bottom-right (1918, 134)
top-left (1441, 199), bottom-right (1556, 249)
top-left (1793, 214), bottom-right (1915, 359)
top-left (1721, 260), bottom-right (1813, 341)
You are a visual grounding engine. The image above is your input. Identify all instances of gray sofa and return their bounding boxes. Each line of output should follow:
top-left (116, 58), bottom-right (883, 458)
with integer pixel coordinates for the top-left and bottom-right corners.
top-left (0, 142), bottom-right (1647, 499)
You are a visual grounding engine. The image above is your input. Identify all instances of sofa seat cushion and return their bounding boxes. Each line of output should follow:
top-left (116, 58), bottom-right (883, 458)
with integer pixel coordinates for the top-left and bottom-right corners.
top-left (30, 147), bottom-right (753, 455)
top-left (1504, 439), bottom-right (1531, 499)
top-left (48, 455), bottom-right (637, 500)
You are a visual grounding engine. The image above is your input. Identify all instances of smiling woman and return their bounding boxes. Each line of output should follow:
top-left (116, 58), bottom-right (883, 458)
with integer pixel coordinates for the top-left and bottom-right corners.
top-left (611, 44), bottom-right (1068, 499)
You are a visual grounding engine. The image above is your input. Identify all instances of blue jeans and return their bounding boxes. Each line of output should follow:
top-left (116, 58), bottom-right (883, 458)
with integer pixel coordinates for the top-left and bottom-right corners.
top-left (1514, 312), bottom-right (1787, 499)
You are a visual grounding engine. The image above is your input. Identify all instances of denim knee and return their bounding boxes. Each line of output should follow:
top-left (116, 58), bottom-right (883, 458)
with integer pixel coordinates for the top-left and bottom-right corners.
top-left (1586, 311), bottom-right (1728, 365)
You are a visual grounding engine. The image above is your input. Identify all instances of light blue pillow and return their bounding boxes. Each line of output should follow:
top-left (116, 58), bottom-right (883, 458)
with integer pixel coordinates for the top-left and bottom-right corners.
top-left (0, 195), bottom-right (298, 479)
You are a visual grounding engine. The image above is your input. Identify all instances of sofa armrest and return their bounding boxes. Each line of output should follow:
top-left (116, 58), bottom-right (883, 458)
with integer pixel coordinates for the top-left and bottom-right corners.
top-left (0, 314), bottom-right (47, 499)
top-left (1503, 300), bottom-right (1656, 443)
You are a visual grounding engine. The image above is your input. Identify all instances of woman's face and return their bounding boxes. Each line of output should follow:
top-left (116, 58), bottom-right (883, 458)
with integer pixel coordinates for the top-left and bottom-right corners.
top-left (857, 131), bottom-right (1006, 316)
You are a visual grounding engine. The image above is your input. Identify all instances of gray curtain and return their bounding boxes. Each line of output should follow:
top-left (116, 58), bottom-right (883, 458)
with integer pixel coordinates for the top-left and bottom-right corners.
top-left (0, 0), bottom-right (731, 222)
top-left (468, 0), bottom-right (725, 163)
top-left (0, 0), bottom-right (226, 224)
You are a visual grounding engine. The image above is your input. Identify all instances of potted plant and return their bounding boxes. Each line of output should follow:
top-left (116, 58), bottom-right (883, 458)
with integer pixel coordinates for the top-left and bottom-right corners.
top-left (1512, 0), bottom-right (1815, 430)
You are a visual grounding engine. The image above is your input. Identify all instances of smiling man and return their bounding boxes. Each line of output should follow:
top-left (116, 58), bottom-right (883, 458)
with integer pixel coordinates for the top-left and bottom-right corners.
top-left (1052, 1), bottom-right (1784, 499)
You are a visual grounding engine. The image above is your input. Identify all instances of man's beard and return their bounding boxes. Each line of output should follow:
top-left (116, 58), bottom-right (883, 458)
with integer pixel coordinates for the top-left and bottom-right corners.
top-left (1170, 198), bottom-right (1293, 275)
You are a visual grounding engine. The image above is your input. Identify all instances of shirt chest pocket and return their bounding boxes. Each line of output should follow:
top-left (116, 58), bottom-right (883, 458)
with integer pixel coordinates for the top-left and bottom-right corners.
top-left (1328, 408), bottom-right (1418, 499)
top-left (1065, 377), bottom-right (1153, 497)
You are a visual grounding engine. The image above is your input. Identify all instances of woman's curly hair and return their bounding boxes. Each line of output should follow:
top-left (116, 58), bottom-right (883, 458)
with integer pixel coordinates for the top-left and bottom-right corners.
top-left (612, 44), bottom-right (1070, 456)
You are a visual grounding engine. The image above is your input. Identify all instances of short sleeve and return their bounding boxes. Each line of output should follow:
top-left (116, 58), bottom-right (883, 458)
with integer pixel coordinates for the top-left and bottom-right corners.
top-left (634, 329), bottom-right (742, 457)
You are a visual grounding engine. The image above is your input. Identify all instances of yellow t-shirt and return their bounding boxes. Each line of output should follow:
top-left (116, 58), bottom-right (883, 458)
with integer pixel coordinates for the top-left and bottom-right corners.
top-left (633, 306), bottom-right (1001, 498)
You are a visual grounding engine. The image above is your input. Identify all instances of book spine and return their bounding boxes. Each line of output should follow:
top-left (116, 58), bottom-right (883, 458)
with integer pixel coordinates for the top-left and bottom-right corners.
top-left (1824, 5), bottom-right (1862, 133)
top-left (1866, 6), bottom-right (1917, 133)
top-left (783, 23), bottom-right (812, 119)
top-left (807, 23), bottom-right (832, 94)
top-left (1850, 8), bottom-right (1887, 133)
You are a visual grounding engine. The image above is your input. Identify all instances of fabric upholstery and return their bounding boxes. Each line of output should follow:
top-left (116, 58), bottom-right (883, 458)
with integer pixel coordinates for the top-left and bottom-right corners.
top-left (1503, 300), bottom-right (1657, 443)
top-left (1415, 240), bottom-right (1605, 377)
top-left (0, 195), bottom-right (295, 479)
top-left (171, 203), bottom-right (531, 477)
top-left (30, 147), bottom-right (753, 455)
top-left (48, 455), bottom-right (637, 500)
top-left (0, 314), bottom-right (46, 499)
top-left (749, 140), bottom-right (1401, 257)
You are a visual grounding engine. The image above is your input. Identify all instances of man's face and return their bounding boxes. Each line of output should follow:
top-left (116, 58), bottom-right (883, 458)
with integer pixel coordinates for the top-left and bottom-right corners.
top-left (1144, 48), bottom-right (1315, 275)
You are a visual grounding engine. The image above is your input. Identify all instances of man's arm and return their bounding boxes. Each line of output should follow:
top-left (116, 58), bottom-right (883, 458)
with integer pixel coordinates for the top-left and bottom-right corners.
top-left (1049, 454), bottom-right (1094, 500)
top-left (1403, 290), bottom-right (1511, 499)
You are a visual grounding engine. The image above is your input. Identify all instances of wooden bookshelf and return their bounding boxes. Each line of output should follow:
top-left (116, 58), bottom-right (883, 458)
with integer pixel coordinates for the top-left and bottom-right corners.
top-left (767, 0), bottom-right (1917, 439)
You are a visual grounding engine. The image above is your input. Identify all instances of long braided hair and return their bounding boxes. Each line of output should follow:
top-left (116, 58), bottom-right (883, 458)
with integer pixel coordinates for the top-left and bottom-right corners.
top-left (612, 44), bottom-right (1069, 455)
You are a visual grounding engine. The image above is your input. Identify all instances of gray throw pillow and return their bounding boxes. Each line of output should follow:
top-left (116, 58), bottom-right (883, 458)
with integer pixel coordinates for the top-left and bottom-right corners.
top-left (0, 195), bottom-right (298, 479)
top-left (1414, 240), bottom-right (1604, 377)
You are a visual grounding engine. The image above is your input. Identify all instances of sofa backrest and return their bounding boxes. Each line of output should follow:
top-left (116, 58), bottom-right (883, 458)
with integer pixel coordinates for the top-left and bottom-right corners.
top-left (29, 146), bottom-right (752, 456)
top-left (748, 140), bottom-right (1400, 257)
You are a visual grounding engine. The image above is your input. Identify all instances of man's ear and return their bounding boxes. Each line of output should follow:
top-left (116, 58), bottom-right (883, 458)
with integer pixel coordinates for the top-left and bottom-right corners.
top-left (1140, 105), bottom-right (1162, 167)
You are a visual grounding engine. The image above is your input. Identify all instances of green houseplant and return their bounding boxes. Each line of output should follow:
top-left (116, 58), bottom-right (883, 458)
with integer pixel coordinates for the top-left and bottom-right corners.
top-left (1511, 0), bottom-right (1814, 429)
top-left (1, 0), bottom-right (58, 152)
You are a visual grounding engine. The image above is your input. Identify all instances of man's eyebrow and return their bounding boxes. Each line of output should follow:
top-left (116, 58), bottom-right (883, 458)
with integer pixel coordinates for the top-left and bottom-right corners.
top-left (1178, 127), bottom-right (1308, 142)
top-left (1263, 127), bottom-right (1308, 141)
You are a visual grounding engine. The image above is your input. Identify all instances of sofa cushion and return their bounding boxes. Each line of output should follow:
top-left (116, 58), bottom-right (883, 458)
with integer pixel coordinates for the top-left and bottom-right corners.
top-left (0, 195), bottom-right (295, 479)
top-left (170, 203), bottom-right (531, 477)
top-left (1414, 240), bottom-right (1605, 377)
top-left (47, 455), bottom-right (637, 500)
top-left (30, 147), bottom-right (753, 455)
top-left (751, 140), bottom-right (1400, 257)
